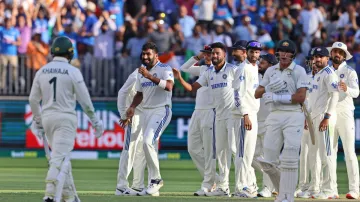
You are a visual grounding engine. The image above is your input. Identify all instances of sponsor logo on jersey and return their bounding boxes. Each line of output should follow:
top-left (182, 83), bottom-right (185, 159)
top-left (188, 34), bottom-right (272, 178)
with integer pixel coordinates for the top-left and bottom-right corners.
top-left (211, 82), bottom-right (228, 89)
top-left (141, 82), bottom-right (157, 87)
top-left (239, 76), bottom-right (245, 81)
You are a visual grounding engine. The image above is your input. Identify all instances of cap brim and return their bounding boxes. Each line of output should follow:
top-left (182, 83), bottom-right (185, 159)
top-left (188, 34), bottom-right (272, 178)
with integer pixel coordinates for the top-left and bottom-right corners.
top-left (327, 47), bottom-right (353, 60)
top-left (230, 46), bottom-right (246, 50)
top-left (200, 50), bottom-right (212, 53)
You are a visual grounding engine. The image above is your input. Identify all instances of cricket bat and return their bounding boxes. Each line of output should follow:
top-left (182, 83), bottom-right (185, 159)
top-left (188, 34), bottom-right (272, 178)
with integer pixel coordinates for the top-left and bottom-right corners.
top-left (302, 104), bottom-right (315, 145)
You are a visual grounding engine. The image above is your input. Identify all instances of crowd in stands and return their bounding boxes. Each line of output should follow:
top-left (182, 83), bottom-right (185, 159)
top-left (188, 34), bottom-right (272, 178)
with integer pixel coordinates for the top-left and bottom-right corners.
top-left (1, 0), bottom-right (360, 97)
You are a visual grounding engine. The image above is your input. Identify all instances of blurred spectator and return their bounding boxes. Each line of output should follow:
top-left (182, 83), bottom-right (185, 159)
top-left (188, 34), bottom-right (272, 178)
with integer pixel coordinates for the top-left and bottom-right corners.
top-left (103, 0), bottom-right (125, 30)
top-left (125, 0), bottom-right (147, 18)
top-left (0, 17), bottom-right (21, 89)
top-left (77, 1), bottom-right (98, 55)
top-left (195, 0), bottom-right (215, 28)
top-left (26, 32), bottom-right (49, 70)
top-left (199, 23), bottom-right (211, 44)
top-left (233, 15), bottom-right (256, 41)
top-left (337, 3), bottom-right (358, 30)
top-left (56, 11), bottom-right (80, 67)
top-left (179, 5), bottom-right (196, 38)
top-left (148, 20), bottom-right (176, 53)
top-left (273, 8), bottom-right (292, 42)
top-left (176, 0), bottom-right (195, 17)
top-left (182, 23), bottom-right (207, 55)
top-left (149, 0), bottom-right (178, 25)
top-left (213, 0), bottom-right (232, 21)
top-left (239, 0), bottom-right (257, 24)
top-left (16, 12), bottom-right (32, 55)
top-left (93, 11), bottom-right (117, 59)
top-left (32, 4), bottom-right (50, 44)
top-left (211, 20), bottom-right (232, 47)
top-left (299, 0), bottom-right (324, 43)
top-left (125, 28), bottom-right (148, 59)
top-left (171, 22), bottom-right (185, 54)
top-left (258, 0), bottom-right (275, 21)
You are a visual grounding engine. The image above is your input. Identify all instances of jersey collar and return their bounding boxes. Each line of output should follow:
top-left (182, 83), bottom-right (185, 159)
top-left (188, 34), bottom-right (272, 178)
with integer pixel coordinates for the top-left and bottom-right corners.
top-left (274, 62), bottom-right (296, 71)
top-left (318, 65), bottom-right (330, 74)
top-left (336, 61), bottom-right (347, 72)
top-left (212, 62), bottom-right (227, 73)
top-left (53, 57), bottom-right (69, 63)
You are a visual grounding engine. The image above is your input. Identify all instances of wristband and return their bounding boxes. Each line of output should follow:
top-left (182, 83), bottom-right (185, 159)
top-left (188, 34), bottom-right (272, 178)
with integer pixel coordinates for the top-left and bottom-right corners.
top-left (158, 79), bottom-right (167, 89)
top-left (274, 94), bottom-right (292, 104)
top-left (324, 114), bottom-right (331, 119)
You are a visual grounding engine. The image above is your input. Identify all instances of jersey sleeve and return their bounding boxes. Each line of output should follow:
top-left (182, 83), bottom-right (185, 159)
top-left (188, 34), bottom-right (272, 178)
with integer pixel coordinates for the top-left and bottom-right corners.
top-left (71, 68), bottom-right (98, 123)
top-left (180, 57), bottom-right (202, 76)
top-left (196, 70), bottom-right (208, 87)
top-left (162, 65), bottom-right (175, 82)
top-left (295, 66), bottom-right (310, 89)
top-left (325, 72), bottom-right (339, 93)
top-left (135, 73), bottom-right (143, 92)
top-left (118, 69), bottom-right (137, 119)
top-left (28, 71), bottom-right (42, 119)
top-left (345, 70), bottom-right (360, 98)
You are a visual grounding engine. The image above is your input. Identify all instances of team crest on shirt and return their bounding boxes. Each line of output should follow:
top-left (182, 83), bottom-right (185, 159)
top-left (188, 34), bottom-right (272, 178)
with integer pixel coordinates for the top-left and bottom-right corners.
top-left (340, 74), bottom-right (345, 78)
top-left (153, 73), bottom-right (157, 77)
top-left (222, 74), bottom-right (227, 79)
top-left (239, 76), bottom-right (245, 81)
top-left (317, 77), bottom-right (320, 82)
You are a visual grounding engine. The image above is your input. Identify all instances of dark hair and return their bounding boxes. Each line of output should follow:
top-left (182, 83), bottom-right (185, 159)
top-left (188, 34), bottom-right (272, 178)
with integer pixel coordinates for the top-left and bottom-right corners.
top-left (142, 42), bottom-right (158, 53)
top-left (210, 42), bottom-right (227, 53)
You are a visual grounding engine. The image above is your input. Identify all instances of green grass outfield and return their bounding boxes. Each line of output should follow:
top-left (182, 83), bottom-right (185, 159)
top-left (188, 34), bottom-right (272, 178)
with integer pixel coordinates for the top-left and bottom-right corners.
top-left (0, 158), bottom-right (354, 201)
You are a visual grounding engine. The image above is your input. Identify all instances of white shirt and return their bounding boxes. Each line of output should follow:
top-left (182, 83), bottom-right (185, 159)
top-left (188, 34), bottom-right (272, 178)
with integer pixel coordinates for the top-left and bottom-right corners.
top-left (299, 8), bottom-right (324, 37)
top-left (232, 59), bottom-right (260, 116)
top-left (309, 66), bottom-right (339, 118)
top-left (135, 62), bottom-right (174, 109)
top-left (260, 62), bottom-right (309, 112)
top-left (180, 57), bottom-right (215, 110)
top-left (257, 73), bottom-right (270, 123)
top-left (29, 57), bottom-right (97, 121)
top-left (337, 12), bottom-right (358, 29)
top-left (196, 62), bottom-right (238, 120)
top-left (198, 0), bottom-right (215, 21)
top-left (333, 62), bottom-right (359, 111)
top-left (117, 69), bottom-right (144, 119)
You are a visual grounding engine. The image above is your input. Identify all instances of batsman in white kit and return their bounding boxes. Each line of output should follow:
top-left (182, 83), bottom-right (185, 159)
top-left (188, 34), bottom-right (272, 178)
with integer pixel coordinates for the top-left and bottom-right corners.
top-left (115, 68), bottom-right (150, 196)
top-left (307, 47), bottom-right (339, 199)
top-left (231, 40), bottom-right (261, 198)
top-left (29, 36), bottom-right (104, 202)
top-left (255, 40), bottom-right (308, 202)
top-left (254, 53), bottom-right (278, 198)
top-left (175, 45), bottom-right (217, 196)
top-left (176, 42), bottom-right (237, 196)
top-left (328, 42), bottom-right (359, 199)
top-left (125, 42), bottom-right (173, 195)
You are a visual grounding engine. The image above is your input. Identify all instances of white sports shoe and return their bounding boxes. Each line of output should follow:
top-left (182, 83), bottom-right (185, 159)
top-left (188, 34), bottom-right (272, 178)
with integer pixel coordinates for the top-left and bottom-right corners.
top-left (205, 187), bottom-right (230, 197)
top-left (136, 188), bottom-right (160, 196)
top-left (312, 191), bottom-right (339, 199)
top-left (115, 187), bottom-right (139, 196)
top-left (233, 187), bottom-right (257, 198)
top-left (297, 190), bottom-right (314, 199)
top-left (194, 188), bottom-right (210, 196)
top-left (146, 179), bottom-right (164, 195)
top-left (258, 186), bottom-right (272, 198)
top-left (346, 191), bottom-right (359, 199)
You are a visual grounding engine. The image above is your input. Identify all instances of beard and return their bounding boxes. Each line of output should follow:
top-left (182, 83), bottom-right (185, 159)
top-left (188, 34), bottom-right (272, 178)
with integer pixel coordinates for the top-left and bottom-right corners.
top-left (258, 68), bottom-right (266, 75)
top-left (332, 57), bottom-right (342, 64)
top-left (212, 57), bottom-right (223, 65)
top-left (142, 57), bottom-right (154, 66)
top-left (248, 56), bottom-right (258, 64)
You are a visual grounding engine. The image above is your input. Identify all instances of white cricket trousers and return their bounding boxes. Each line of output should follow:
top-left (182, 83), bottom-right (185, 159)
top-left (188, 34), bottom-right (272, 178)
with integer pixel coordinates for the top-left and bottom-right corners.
top-left (298, 129), bottom-right (312, 191)
top-left (42, 113), bottom-right (77, 198)
top-left (263, 110), bottom-right (304, 201)
top-left (117, 111), bottom-right (147, 189)
top-left (188, 109), bottom-right (217, 190)
top-left (334, 109), bottom-right (359, 194)
top-left (311, 114), bottom-right (337, 194)
top-left (253, 121), bottom-right (274, 192)
top-left (215, 118), bottom-right (235, 190)
top-left (233, 114), bottom-right (258, 192)
top-left (142, 106), bottom-right (172, 180)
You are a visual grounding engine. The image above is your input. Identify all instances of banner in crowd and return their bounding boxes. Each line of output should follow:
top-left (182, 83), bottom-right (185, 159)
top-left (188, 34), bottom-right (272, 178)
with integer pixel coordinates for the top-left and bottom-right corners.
top-left (1, 100), bottom-right (360, 150)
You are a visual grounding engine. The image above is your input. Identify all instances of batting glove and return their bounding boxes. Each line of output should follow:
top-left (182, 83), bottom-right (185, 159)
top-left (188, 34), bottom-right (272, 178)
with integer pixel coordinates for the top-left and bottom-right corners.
top-left (92, 120), bottom-right (104, 138)
top-left (30, 117), bottom-right (44, 140)
top-left (263, 92), bottom-right (274, 105)
top-left (265, 77), bottom-right (286, 93)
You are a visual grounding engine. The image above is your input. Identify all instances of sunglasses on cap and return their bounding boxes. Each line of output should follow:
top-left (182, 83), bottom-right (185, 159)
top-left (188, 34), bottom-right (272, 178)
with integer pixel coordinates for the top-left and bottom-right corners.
top-left (247, 41), bottom-right (262, 49)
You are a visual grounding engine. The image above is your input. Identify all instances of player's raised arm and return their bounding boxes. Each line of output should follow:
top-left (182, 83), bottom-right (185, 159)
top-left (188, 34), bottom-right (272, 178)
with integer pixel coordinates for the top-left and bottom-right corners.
top-left (172, 67), bottom-right (202, 92)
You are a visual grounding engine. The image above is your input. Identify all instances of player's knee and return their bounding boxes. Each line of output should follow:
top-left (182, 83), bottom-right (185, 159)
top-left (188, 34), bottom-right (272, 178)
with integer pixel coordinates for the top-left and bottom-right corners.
top-left (279, 147), bottom-right (300, 170)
